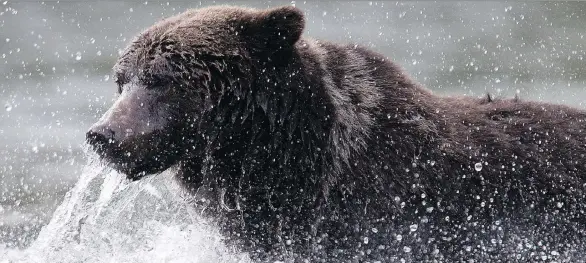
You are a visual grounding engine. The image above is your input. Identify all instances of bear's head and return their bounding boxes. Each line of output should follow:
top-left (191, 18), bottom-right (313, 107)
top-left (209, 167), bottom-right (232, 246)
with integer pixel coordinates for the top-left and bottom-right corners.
top-left (86, 6), bottom-right (306, 180)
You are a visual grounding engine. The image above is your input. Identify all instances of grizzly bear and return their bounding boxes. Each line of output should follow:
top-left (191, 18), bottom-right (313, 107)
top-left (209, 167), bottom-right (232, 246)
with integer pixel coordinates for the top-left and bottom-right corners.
top-left (86, 5), bottom-right (586, 262)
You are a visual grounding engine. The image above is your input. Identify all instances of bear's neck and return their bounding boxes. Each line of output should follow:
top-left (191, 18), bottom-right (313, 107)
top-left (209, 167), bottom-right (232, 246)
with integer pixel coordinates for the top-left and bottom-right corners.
top-left (180, 38), bottom-right (439, 221)
top-left (192, 48), bottom-right (336, 213)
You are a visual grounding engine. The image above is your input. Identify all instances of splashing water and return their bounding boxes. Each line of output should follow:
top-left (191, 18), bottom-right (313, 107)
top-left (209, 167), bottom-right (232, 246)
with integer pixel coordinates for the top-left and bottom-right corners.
top-left (3, 155), bottom-right (585, 262)
top-left (0, 155), bottom-right (251, 263)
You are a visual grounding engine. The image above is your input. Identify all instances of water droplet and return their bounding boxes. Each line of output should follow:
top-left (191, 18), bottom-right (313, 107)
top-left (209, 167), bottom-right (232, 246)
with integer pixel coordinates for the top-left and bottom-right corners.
top-left (371, 228), bottom-right (378, 233)
top-left (285, 239), bottom-right (292, 245)
top-left (32, 146), bottom-right (39, 153)
top-left (96, 50), bottom-right (102, 56)
top-left (90, 37), bottom-right (95, 44)
top-left (5, 38), bottom-right (9, 42)
top-left (474, 162), bottom-right (483, 171)
top-left (129, 8), bottom-right (134, 12)
top-left (403, 246), bottom-right (411, 253)
top-left (395, 234), bottom-right (402, 241)
top-left (75, 51), bottom-right (82, 61)
top-left (409, 224), bottom-right (418, 232)
top-left (104, 75), bottom-right (110, 81)
top-left (557, 202), bottom-right (563, 208)
top-left (363, 237), bottom-right (369, 244)
top-left (5, 104), bottom-right (12, 111)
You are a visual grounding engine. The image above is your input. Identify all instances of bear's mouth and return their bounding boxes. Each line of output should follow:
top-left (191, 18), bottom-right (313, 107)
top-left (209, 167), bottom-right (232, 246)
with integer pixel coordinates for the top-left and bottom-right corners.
top-left (86, 132), bottom-right (125, 160)
top-left (90, 145), bottom-right (158, 180)
top-left (85, 136), bottom-right (140, 178)
top-left (86, 131), bottom-right (182, 180)
top-left (85, 132), bottom-right (137, 173)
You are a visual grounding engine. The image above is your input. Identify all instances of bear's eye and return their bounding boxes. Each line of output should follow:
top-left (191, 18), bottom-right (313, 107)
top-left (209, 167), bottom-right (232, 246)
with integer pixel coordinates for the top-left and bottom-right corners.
top-left (114, 72), bottom-right (127, 94)
top-left (115, 79), bottom-right (124, 94)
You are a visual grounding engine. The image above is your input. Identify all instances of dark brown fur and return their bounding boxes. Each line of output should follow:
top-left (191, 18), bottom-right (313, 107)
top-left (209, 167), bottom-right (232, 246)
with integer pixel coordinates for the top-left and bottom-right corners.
top-left (87, 5), bottom-right (586, 262)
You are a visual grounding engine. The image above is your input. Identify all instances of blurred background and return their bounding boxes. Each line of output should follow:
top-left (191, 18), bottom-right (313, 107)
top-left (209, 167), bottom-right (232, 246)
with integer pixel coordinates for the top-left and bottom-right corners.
top-left (1, 1), bottom-right (586, 249)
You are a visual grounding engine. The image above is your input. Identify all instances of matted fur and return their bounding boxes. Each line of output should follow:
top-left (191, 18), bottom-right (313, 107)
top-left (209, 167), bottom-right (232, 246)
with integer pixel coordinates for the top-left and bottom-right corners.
top-left (87, 5), bottom-right (586, 262)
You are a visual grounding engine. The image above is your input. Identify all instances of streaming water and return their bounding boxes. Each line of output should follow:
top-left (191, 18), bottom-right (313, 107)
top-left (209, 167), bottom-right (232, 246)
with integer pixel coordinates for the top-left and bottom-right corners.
top-left (1, 155), bottom-right (250, 263)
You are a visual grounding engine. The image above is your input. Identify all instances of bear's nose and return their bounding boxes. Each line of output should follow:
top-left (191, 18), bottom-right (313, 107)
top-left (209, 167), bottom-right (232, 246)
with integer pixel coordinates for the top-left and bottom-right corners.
top-left (86, 126), bottom-right (116, 147)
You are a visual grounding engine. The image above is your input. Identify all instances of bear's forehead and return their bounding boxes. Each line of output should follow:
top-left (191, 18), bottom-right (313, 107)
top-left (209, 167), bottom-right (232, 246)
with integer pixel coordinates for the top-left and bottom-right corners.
top-left (141, 6), bottom-right (257, 41)
top-left (114, 6), bottom-right (256, 76)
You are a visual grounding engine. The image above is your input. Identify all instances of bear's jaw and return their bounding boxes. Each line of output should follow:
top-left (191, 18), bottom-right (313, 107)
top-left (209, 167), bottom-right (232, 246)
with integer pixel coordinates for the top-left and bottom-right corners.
top-left (104, 153), bottom-right (178, 181)
top-left (86, 129), bottom-right (186, 180)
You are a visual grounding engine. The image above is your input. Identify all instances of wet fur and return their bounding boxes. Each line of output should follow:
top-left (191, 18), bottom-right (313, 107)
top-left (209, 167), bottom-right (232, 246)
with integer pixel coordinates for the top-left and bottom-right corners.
top-left (98, 5), bottom-right (586, 262)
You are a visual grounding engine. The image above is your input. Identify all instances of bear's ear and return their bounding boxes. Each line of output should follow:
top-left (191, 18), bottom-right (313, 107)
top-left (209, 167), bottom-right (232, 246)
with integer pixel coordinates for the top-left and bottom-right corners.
top-left (243, 6), bottom-right (305, 52)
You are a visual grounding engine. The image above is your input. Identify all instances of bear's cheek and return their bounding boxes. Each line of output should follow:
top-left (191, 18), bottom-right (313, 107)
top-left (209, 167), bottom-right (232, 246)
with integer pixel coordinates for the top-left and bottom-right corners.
top-left (107, 123), bottom-right (177, 165)
top-left (119, 131), bottom-right (169, 157)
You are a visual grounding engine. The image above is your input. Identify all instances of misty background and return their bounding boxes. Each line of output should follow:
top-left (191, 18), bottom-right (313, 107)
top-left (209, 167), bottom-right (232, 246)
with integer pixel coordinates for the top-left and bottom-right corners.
top-left (1, 1), bottom-right (586, 249)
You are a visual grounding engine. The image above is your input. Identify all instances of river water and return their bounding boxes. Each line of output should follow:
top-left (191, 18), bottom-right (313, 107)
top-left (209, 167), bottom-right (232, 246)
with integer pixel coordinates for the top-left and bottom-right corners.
top-left (1, 1), bottom-right (586, 261)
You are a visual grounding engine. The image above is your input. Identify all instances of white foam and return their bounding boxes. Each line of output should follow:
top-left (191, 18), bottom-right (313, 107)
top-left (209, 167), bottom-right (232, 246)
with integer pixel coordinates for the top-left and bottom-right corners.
top-left (0, 156), bottom-right (250, 263)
